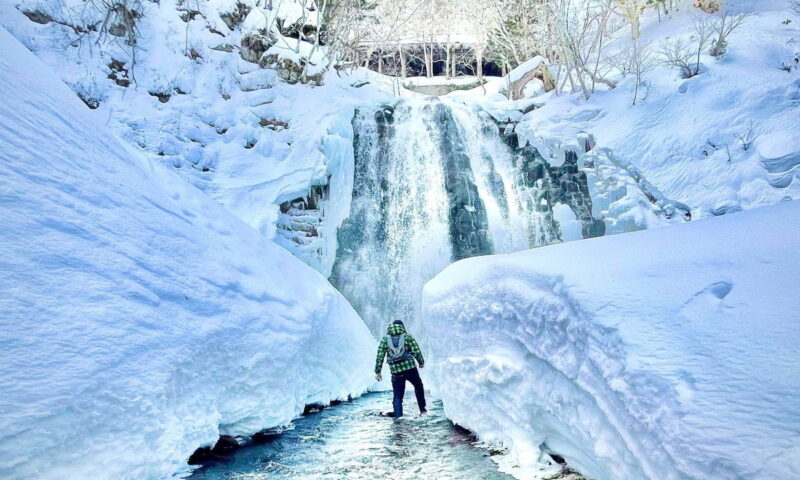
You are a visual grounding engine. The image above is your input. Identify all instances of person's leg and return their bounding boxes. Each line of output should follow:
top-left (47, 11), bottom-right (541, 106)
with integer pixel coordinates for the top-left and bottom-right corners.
top-left (407, 368), bottom-right (427, 413)
top-left (391, 372), bottom-right (406, 417)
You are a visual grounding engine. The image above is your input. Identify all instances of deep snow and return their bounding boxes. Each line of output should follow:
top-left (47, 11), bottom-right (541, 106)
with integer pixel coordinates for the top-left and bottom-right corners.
top-left (454, 0), bottom-right (800, 222)
top-left (1, 0), bottom-right (393, 277)
top-left (0, 27), bottom-right (374, 480)
top-left (421, 200), bottom-right (800, 480)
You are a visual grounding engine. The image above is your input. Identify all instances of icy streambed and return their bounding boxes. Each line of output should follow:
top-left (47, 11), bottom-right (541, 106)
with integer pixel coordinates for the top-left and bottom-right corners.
top-left (187, 391), bottom-right (514, 480)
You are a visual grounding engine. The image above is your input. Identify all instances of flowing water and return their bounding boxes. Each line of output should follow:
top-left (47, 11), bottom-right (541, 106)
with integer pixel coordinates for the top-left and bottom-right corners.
top-left (188, 391), bottom-right (514, 480)
top-left (330, 99), bottom-right (575, 336)
top-left (187, 101), bottom-right (601, 480)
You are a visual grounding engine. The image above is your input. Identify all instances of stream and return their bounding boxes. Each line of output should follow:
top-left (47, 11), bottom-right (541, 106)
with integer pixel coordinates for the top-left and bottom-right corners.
top-left (188, 391), bottom-right (514, 480)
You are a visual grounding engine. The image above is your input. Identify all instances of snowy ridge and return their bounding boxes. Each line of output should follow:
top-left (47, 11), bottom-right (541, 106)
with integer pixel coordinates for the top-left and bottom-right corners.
top-left (0, 27), bottom-right (374, 480)
top-left (422, 200), bottom-right (800, 480)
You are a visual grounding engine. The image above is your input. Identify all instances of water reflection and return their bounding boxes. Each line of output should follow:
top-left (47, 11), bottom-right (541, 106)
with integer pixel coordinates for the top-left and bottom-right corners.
top-left (189, 391), bottom-right (513, 480)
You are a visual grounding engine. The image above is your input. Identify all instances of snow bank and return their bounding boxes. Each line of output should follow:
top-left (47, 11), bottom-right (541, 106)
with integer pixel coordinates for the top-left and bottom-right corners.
top-left (421, 200), bottom-right (800, 480)
top-left (0, 28), bottom-right (374, 480)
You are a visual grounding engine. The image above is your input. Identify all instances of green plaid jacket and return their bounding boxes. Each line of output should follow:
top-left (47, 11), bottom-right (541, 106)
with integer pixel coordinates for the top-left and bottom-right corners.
top-left (375, 323), bottom-right (424, 375)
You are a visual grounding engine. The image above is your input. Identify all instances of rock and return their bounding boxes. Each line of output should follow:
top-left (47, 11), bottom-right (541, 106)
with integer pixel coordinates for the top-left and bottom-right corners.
top-left (149, 91), bottom-right (170, 103)
top-left (303, 403), bottom-right (326, 414)
top-left (258, 52), bottom-right (324, 86)
top-left (179, 10), bottom-right (201, 22)
top-left (259, 117), bottom-right (289, 130)
top-left (22, 10), bottom-right (53, 24)
top-left (220, 2), bottom-right (251, 31)
top-left (108, 23), bottom-right (127, 37)
top-left (210, 44), bottom-right (234, 53)
top-left (693, 0), bottom-right (722, 13)
top-left (106, 59), bottom-right (130, 88)
top-left (76, 92), bottom-right (100, 110)
top-left (264, 55), bottom-right (303, 84)
top-left (186, 435), bottom-right (241, 465)
top-left (433, 103), bottom-right (494, 260)
top-left (240, 32), bottom-right (275, 64)
top-left (212, 435), bottom-right (240, 454)
top-left (577, 132), bottom-right (596, 152)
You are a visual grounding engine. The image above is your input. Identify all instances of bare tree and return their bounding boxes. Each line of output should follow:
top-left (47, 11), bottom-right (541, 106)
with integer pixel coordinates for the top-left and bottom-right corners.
top-left (710, 9), bottom-right (752, 57)
top-left (614, 0), bottom-right (648, 39)
top-left (548, 0), bottom-right (618, 99)
top-left (322, 0), bottom-right (378, 72)
top-left (735, 120), bottom-right (758, 151)
top-left (659, 37), bottom-right (697, 78)
top-left (659, 15), bottom-right (714, 78)
top-left (617, 40), bottom-right (655, 104)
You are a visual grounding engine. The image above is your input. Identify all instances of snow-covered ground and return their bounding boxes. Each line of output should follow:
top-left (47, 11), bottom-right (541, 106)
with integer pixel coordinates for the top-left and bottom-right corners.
top-left (421, 199), bottom-right (800, 480)
top-left (454, 0), bottom-right (800, 221)
top-left (0, 27), bottom-right (374, 480)
top-left (1, 0), bottom-right (393, 275)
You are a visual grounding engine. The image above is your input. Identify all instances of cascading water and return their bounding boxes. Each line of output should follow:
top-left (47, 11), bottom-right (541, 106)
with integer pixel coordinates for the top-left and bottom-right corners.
top-left (330, 99), bottom-right (602, 335)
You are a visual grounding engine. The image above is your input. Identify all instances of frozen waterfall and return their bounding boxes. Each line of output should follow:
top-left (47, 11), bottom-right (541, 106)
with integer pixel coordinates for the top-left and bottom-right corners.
top-left (330, 99), bottom-right (603, 335)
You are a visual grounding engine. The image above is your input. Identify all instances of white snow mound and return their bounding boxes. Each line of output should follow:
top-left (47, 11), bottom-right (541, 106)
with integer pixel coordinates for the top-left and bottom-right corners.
top-left (0, 27), bottom-right (374, 480)
top-left (422, 200), bottom-right (800, 480)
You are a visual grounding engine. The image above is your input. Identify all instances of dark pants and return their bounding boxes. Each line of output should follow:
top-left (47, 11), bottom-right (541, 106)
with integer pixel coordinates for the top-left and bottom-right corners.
top-left (391, 367), bottom-right (426, 417)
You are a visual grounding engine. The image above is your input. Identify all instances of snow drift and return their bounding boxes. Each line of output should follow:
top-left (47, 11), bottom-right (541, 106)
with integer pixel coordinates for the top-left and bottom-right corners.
top-left (0, 28), bottom-right (373, 480)
top-left (421, 200), bottom-right (800, 480)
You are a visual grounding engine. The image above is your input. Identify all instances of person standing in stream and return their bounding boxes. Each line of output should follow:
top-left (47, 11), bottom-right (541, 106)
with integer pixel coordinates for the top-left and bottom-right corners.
top-left (374, 320), bottom-right (427, 417)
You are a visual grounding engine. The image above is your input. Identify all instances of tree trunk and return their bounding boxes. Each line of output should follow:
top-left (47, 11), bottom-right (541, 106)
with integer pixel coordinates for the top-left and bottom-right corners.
top-left (426, 42), bottom-right (434, 77)
top-left (364, 47), bottom-right (374, 68)
top-left (630, 11), bottom-right (641, 39)
top-left (399, 45), bottom-right (407, 79)
top-left (446, 44), bottom-right (452, 78)
top-left (475, 47), bottom-right (483, 82)
top-left (423, 44), bottom-right (430, 77)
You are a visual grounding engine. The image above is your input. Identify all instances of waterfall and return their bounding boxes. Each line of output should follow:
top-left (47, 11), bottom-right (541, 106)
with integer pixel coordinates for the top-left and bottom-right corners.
top-left (330, 99), bottom-right (601, 336)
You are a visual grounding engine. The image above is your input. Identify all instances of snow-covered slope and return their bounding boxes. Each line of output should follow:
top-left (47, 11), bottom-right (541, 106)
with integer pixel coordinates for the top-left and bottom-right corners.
top-left (456, 0), bottom-right (800, 223)
top-left (421, 200), bottom-right (800, 480)
top-left (0, 27), bottom-right (373, 480)
top-left (1, 0), bottom-right (392, 276)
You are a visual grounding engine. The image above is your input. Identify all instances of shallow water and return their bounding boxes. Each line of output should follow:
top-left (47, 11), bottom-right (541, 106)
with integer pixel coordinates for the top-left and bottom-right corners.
top-left (188, 391), bottom-right (514, 480)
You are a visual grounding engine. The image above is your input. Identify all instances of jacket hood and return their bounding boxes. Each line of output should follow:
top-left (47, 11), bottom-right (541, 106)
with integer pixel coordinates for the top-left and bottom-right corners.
top-left (387, 323), bottom-right (406, 335)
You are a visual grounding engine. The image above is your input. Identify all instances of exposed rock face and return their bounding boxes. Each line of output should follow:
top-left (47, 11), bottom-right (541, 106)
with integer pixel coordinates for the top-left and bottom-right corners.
top-left (106, 59), bottom-right (130, 87)
top-left (259, 54), bottom-right (323, 86)
top-left (21, 10), bottom-right (53, 24)
top-left (274, 184), bottom-right (329, 266)
top-left (431, 103), bottom-right (494, 260)
top-left (240, 32), bottom-right (275, 63)
top-left (503, 132), bottom-right (605, 243)
top-left (330, 100), bottom-right (605, 335)
top-left (220, 2), bottom-right (251, 30)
